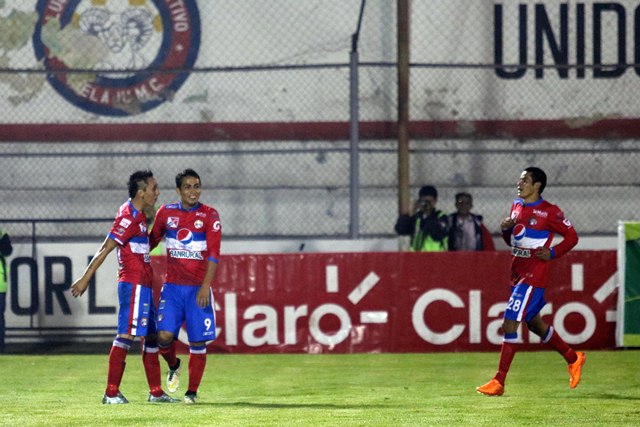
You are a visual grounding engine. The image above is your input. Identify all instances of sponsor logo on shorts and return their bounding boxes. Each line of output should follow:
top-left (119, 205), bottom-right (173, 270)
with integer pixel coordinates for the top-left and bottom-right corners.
top-left (169, 249), bottom-right (203, 260)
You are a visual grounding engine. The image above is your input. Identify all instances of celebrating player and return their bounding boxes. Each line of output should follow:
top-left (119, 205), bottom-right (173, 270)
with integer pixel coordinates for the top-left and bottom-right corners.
top-left (70, 170), bottom-right (179, 404)
top-left (149, 168), bottom-right (222, 404)
top-left (476, 166), bottom-right (586, 396)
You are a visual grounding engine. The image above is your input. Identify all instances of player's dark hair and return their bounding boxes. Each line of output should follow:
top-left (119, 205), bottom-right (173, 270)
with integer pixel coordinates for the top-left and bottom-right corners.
top-left (175, 168), bottom-right (201, 188)
top-left (128, 170), bottom-right (154, 199)
top-left (525, 166), bottom-right (547, 194)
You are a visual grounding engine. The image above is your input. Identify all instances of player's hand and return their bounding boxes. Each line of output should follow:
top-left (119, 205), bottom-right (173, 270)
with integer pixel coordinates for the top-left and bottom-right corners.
top-left (70, 278), bottom-right (89, 297)
top-left (501, 217), bottom-right (515, 230)
top-left (196, 285), bottom-right (210, 308)
top-left (535, 247), bottom-right (552, 261)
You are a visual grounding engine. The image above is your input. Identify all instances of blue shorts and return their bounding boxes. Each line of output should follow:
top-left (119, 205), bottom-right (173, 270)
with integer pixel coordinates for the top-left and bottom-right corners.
top-left (157, 283), bottom-right (216, 343)
top-left (117, 282), bottom-right (156, 337)
top-left (504, 283), bottom-right (546, 322)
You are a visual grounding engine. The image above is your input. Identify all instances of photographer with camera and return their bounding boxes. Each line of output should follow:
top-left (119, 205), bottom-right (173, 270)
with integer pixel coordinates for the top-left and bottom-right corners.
top-left (395, 185), bottom-right (449, 252)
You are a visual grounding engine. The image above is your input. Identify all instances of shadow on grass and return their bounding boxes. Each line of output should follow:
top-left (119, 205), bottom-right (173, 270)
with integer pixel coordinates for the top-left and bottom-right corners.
top-left (198, 401), bottom-right (389, 409)
top-left (574, 393), bottom-right (640, 401)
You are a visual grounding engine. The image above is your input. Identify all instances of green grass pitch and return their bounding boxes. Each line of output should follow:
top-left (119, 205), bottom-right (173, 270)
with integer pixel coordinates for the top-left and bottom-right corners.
top-left (1, 350), bottom-right (638, 426)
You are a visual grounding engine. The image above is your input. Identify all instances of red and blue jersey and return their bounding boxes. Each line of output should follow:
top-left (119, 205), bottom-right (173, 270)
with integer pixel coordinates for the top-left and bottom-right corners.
top-left (108, 200), bottom-right (152, 286)
top-left (503, 197), bottom-right (578, 288)
top-left (150, 202), bottom-right (221, 286)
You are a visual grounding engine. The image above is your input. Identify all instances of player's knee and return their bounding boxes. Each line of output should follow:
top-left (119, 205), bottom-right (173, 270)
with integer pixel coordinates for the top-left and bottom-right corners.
top-left (157, 330), bottom-right (174, 345)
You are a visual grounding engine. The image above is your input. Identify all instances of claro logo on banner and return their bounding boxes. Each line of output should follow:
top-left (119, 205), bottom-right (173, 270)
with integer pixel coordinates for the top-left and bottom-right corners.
top-left (32, 0), bottom-right (200, 116)
top-left (7, 250), bottom-right (618, 353)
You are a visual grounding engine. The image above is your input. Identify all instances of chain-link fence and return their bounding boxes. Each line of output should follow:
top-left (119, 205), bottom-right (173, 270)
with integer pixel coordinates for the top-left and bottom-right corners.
top-left (1, 1), bottom-right (639, 240)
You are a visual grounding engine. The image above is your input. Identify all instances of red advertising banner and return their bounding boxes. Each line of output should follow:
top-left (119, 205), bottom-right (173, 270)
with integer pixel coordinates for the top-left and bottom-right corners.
top-left (152, 251), bottom-right (617, 353)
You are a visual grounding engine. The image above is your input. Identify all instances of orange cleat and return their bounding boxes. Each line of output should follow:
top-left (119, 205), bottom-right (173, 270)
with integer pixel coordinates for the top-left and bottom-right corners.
top-left (568, 351), bottom-right (586, 389)
top-left (476, 379), bottom-right (504, 396)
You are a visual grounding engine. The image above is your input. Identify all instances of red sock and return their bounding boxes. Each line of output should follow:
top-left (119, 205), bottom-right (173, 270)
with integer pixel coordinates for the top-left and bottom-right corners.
top-left (105, 338), bottom-right (131, 397)
top-left (494, 341), bottom-right (517, 385)
top-left (187, 345), bottom-right (207, 394)
top-left (142, 343), bottom-right (163, 397)
top-left (544, 327), bottom-right (577, 364)
top-left (159, 341), bottom-right (179, 368)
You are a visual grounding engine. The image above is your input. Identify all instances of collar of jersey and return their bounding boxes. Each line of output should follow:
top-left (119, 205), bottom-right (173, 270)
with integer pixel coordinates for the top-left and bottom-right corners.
top-left (179, 202), bottom-right (201, 212)
top-left (523, 197), bottom-right (544, 207)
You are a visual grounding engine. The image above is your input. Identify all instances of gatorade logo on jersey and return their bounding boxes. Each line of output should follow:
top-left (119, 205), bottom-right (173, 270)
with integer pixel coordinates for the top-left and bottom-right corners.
top-left (33, 0), bottom-right (201, 116)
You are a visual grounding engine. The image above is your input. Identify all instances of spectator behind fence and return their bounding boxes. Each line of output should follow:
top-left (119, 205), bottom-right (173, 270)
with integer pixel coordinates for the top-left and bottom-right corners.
top-left (395, 185), bottom-right (449, 252)
top-left (0, 228), bottom-right (13, 353)
top-left (448, 192), bottom-right (495, 251)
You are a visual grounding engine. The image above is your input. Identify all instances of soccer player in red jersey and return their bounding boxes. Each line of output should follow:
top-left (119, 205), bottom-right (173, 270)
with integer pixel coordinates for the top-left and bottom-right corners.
top-left (71, 170), bottom-right (179, 404)
top-left (477, 167), bottom-right (586, 396)
top-left (149, 169), bottom-right (222, 404)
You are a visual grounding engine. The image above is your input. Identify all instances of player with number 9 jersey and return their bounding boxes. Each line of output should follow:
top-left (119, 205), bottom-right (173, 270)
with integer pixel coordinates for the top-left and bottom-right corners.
top-left (149, 168), bottom-right (221, 404)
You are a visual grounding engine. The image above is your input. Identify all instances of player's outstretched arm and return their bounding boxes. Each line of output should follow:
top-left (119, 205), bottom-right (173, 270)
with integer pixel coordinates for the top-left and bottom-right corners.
top-left (71, 237), bottom-right (118, 297)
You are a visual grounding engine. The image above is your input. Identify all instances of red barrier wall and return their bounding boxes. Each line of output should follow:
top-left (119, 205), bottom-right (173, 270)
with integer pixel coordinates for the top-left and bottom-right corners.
top-left (152, 251), bottom-right (617, 353)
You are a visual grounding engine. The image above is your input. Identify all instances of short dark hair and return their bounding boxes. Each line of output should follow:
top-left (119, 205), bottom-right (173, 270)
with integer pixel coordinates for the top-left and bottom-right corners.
top-left (525, 166), bottom-right (547, 194)
top-left (128, 170), bottom-right (154, 199)
top-left (455, 192), bottom-right (472, 203)
top-left (419, 185), bottom-right (438, 198)
top-left (175, 168), bottom-right (201, 188)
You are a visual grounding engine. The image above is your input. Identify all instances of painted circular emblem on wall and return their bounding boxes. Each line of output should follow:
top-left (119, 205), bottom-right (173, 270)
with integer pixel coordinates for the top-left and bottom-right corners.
top-left (33, 0), bottom-right (200, 116)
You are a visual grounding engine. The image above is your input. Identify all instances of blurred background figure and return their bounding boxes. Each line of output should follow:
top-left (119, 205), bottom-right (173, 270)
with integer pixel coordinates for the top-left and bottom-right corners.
top-left (448, 192), bottom-right (495, 251)
top-left (0, 227), bottom-right (13, 353)
top-left (395, 185), bottom-right (449, 252)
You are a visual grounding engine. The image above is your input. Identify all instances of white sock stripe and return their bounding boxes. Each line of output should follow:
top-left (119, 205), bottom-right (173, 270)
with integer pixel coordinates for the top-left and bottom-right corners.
top-left (543, 326), bottom-right (554, 343)
top-left (189, 347), bottom-right (207, 354)
top-left (113, 340), bottom-right (131, 350)
top-left (143, 346), bottom-right (159, 353)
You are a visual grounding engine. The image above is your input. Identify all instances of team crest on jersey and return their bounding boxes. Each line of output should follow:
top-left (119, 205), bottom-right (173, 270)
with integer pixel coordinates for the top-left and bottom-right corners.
top-left (33, 0), bottom-right (201, 116)
top-left (167, 217), bottom-right (179, 228)
top-left (529, 218), bottom-right (537, 226)
top-left (194, 220), bottom-right (203, 229)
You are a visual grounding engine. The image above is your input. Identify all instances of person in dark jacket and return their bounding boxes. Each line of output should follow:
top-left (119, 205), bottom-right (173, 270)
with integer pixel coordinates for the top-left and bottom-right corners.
top-left (448, 192), bottom-right (495, 251)
top-left (395, 185), bottom-right (449, 252)
top-left (0, 228), bottom-right (13, 353)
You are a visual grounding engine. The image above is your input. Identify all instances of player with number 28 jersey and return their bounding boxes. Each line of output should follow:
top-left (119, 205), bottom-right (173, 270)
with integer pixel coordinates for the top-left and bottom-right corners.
top-left (506, 197), bottom-right (578, 288)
